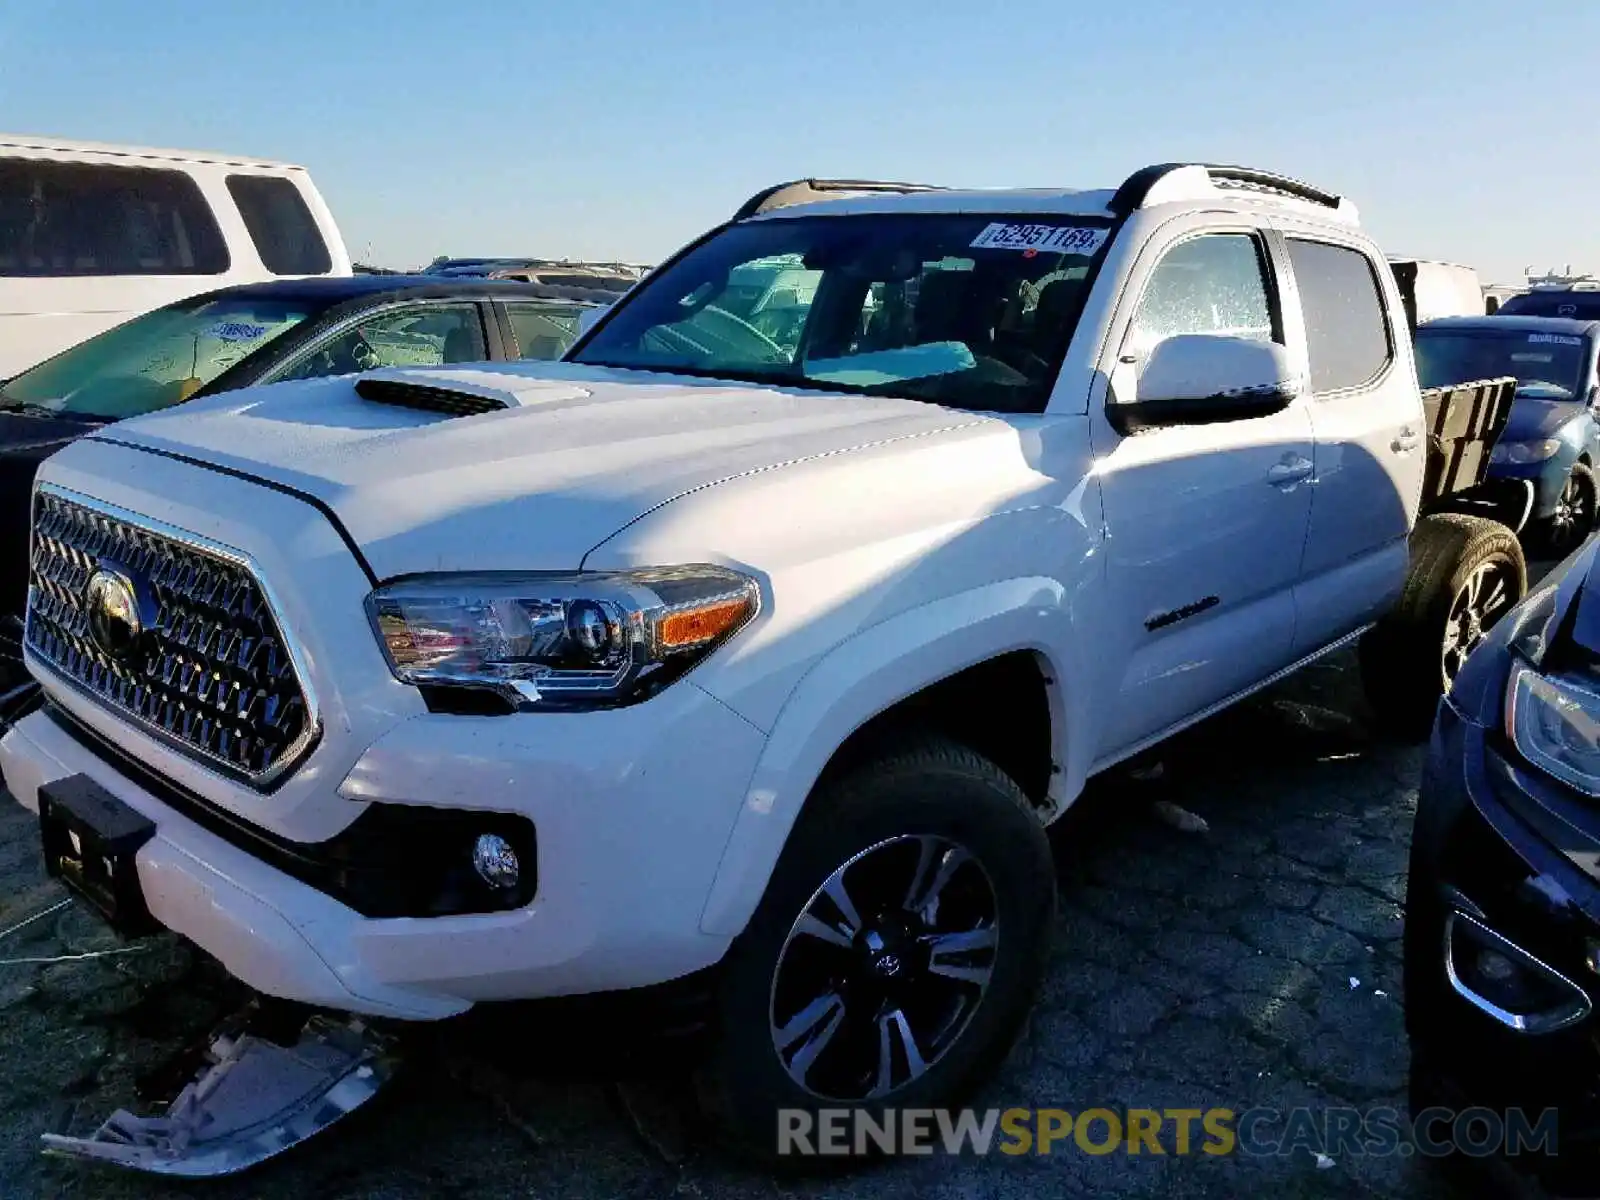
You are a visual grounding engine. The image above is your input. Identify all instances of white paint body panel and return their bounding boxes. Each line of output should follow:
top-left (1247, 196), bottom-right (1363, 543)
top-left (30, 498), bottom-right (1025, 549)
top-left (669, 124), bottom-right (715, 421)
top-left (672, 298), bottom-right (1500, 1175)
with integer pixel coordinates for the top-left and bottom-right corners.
top-left (0, 136), bottom-right (350, 378)
top-left (2, 180), bottom-right (1421, 1016)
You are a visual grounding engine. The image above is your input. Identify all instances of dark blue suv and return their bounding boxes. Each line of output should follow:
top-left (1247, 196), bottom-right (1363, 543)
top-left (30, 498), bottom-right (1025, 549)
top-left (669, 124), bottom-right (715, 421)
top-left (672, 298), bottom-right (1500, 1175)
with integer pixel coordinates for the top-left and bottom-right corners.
top-left (1416, 316), bottom-right (1600, 557)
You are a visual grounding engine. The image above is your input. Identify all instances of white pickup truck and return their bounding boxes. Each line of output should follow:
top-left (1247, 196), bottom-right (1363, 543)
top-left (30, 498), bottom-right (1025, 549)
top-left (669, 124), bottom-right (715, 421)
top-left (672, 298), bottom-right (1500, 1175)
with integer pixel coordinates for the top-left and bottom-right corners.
top-left (2, 164), bottom-right (1528, 1171)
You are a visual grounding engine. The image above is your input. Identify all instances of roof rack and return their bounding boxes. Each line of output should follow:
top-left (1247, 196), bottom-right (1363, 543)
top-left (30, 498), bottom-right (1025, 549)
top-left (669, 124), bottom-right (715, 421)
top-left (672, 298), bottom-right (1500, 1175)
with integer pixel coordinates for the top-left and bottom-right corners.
top-left (1109, 163), bottom-right (1356, 222)
top-left (734, 178), bottom-right (946, 221)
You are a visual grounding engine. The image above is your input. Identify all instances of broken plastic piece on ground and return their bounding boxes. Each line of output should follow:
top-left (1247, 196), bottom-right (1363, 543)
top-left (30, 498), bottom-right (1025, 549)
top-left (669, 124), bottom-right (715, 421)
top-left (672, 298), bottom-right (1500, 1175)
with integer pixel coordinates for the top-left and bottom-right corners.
top-left (1152, 800), bottom-right (1209, 833)
top-left (41, 1013), bottom-right (398, 1177)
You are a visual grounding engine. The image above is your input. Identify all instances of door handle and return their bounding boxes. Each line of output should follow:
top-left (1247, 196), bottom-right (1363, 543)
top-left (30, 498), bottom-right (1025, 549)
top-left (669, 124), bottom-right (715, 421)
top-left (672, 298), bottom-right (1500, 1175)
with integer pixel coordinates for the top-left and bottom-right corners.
top-left (1267, 456), bottom-right (1314, 488)
top-left (1392, 427), bottom-right (1421, 454)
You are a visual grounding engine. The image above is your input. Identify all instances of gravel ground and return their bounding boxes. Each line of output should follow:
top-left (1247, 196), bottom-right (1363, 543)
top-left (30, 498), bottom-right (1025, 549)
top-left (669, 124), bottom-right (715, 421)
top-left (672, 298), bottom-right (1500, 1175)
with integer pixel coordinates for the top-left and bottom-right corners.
top-left (0, 648), bottom-right (1481, 1200)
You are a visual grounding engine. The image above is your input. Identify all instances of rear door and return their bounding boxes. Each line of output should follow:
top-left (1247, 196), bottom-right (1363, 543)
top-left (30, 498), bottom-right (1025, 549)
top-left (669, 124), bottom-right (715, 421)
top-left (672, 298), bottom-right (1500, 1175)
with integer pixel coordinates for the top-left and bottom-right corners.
top-left (1272, 225), bottom-right (1426, 656)
top-left (501, 300), bottom-right (586, 361)
top-left (1088, 216), bottom-right (1315, 760)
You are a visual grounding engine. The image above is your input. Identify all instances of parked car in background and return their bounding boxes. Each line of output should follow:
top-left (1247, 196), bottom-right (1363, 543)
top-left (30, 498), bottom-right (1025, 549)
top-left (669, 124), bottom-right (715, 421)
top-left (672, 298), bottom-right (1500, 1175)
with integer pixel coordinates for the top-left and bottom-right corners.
top-left (1389, 258), bottom-right (1487, 330)
top-left (1407, 532), bottom-right (1600, 1197)
top-left (0, 273), bottom-right (599, 696)
top-left (0, 165), bottom-right (1534, 1173)
top-left (1498, 281), bottom-right (1600, 320)
top-left (423, 256), bottom-right (646, 294)
top-left (1415, 316), bottom-right (1600, 555)
top-left (0, 134), bottom-right (350, 378)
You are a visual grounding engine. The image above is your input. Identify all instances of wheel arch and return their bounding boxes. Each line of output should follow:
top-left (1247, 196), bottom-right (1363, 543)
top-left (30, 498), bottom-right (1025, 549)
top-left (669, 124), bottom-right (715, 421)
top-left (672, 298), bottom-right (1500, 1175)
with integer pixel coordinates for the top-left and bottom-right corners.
top-left (697, 578), bottom-right (1084, 938)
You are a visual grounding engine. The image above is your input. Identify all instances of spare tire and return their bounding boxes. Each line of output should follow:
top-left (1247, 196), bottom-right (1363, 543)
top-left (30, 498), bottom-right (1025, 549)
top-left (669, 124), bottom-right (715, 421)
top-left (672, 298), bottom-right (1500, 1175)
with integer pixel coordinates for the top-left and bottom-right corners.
top-left (1360, 513), bottom-right (1526, 736)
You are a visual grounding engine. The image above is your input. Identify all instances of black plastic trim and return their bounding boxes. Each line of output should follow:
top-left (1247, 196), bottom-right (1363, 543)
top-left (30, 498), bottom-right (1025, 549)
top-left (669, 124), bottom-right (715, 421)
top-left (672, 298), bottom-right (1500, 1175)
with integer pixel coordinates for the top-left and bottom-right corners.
top-left (1108, 162), bottom-right (1344, 216)
top-left (40, 701), bottom-right (537, 918)
top-left (1107, 389), bottom-right (1292, 436)
top-left (83, 436), bottom-right (379, 587)
top-left (1108, 163), bottom-right (1190, 215)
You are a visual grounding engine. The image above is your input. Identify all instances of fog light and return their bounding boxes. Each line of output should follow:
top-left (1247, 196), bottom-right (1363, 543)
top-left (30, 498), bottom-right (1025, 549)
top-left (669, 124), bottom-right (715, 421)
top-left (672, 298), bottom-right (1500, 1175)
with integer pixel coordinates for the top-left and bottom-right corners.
top-left (1477, 949), bottom-right (1517, 983)
top-left (1446, 911), bottom-right (1592, 1034)
top-left (472, 833), bottom-right (521, 891)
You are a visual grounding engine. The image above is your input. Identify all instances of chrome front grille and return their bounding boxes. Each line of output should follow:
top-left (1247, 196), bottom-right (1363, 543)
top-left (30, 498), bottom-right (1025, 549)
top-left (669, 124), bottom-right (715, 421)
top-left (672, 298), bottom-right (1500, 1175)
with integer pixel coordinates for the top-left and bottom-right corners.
top-left (25, 489), bottom-right (317, 787)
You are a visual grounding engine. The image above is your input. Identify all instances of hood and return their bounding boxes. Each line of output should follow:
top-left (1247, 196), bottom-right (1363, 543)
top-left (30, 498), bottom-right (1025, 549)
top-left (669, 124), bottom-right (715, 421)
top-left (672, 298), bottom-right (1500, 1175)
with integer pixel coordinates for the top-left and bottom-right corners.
top-left (88, 362), bottom-right (986, 579)
top-left (1501, 396), bottom-right (1588, 443)
top-left (1558, 537), bottom-right (1600, 659)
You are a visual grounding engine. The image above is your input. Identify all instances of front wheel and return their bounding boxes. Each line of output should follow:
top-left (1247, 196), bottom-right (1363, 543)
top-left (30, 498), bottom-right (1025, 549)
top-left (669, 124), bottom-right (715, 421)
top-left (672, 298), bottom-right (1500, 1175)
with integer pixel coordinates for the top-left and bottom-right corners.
top-left (696, 736), bottom-right (1055, 1164)
top-left (1533, 462), bottom-right (1598, 560)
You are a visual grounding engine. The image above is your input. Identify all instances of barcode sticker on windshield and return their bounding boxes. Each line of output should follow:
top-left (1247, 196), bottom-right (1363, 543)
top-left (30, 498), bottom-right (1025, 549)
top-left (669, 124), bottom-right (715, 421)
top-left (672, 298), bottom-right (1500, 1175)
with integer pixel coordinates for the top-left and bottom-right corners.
top-left (970, 223), bottom-right (1109, 256)
top-left (1528, 333), bottom-right (1584, 346)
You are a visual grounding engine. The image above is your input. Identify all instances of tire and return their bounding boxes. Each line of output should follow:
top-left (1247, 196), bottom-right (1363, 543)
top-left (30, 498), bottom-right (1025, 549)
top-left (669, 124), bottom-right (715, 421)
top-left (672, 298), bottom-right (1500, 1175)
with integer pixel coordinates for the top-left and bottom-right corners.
top-left (1532, 462), bottom-right (1598, 560)
top-left (696, 735), bottom-right (1056, 1166)
top-left (1361, 513), bottom-right (1526, 737)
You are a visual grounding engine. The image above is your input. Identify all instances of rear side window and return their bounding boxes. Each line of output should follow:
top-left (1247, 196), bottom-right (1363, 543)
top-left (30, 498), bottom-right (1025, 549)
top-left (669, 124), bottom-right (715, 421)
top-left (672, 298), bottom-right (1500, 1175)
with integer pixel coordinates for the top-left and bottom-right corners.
top-left (0, 158), bottom-right (229, 276)
top-left (226, 175), bottom-right (332, 275)
top-left (1286, 239), bottom-right (1392, 392)
top-left (505, 302), bottom-right (584, 360)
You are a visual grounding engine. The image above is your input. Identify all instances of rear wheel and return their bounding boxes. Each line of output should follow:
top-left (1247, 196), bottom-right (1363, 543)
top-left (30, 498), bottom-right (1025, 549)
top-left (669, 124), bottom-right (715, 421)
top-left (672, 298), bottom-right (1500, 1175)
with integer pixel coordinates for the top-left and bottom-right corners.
top-left (696, 736), bottom-right (1055, 1165)
top-left (1533, 462), bottom-right (1598, 560)
top-left (1361, 513), bottom-right (1526, 736)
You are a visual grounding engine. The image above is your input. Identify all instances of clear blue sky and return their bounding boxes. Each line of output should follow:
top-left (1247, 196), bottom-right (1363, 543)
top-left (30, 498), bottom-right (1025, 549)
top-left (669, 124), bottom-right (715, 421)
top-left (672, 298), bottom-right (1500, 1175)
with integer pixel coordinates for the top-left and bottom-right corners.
top-left (2, 0), bottom-right (1590, 281)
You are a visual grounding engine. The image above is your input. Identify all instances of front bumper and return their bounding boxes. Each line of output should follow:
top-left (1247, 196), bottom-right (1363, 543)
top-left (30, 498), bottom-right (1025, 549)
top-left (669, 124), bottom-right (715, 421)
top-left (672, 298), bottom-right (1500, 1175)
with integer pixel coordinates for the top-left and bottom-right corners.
top-left (1486, 458), bottom-right (1572, 520)
top-left (1407, 699), bottom-right (1600, 1152)
top-left (2, 682), bottom-right (767, 1021)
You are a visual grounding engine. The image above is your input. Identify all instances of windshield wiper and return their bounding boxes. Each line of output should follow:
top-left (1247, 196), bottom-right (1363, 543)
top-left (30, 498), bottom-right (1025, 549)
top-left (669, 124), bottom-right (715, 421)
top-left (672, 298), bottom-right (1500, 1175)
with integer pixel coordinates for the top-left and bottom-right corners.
top-left (0, 399), bottom-right (62, 418)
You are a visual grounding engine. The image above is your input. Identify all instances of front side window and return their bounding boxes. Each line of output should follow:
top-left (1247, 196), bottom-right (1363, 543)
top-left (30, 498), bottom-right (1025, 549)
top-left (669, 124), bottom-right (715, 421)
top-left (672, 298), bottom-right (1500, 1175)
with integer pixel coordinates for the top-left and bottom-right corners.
top-left (571, 213), bottom-right (1114, 414)
top-left (0, 296), bottom-right (315, 419)
top-left (1126, 233), bottom-right (1275, 360)
top-left (1416, 330), bottom-right (1591, 400)
top-left (226, 175), bottom-right (332, 275)
top-left (0, 158), bottom-right (229, 277)
top-left (1286, 238), bottom-right (1393, 392)
top-left (276, 303), bottom-right (486, 381)
top-left (505, 301), bottom-right (586, 360)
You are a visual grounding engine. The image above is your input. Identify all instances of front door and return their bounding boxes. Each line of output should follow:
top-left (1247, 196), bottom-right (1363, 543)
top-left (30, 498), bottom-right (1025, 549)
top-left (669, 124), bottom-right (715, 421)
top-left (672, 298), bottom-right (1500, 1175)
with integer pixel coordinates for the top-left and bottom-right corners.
top-left (1089, 222), bottom-right (1315, 764)
top-left (1271, 226), bottom-right (1425, 656)
top-left (267, 302), bottom-right (491, 383)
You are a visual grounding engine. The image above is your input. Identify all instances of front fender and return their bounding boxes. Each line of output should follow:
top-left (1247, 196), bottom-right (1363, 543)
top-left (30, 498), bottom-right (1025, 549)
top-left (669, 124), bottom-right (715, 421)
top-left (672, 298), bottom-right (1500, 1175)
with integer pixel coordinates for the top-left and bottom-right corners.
top-left (697, 577), bottom-right (1086, 938)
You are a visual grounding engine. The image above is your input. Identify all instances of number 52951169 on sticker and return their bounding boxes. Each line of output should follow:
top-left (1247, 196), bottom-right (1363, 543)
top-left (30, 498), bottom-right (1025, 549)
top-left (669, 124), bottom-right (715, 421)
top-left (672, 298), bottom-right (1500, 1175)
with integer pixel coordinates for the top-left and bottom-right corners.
top-left (970, 222), bottom-right (1109, 255)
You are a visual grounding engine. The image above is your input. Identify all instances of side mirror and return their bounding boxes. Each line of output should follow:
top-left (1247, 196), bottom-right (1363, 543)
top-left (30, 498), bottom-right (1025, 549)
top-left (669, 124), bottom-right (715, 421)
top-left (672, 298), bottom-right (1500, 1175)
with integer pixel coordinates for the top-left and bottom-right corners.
top-left (1109, 335), bottom-right (1303, 435)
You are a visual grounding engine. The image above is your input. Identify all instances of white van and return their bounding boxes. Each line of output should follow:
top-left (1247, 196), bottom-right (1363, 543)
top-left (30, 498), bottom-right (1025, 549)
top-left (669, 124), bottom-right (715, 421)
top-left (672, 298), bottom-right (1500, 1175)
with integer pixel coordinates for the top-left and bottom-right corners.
top-left (1387, 257), bottom-right (1486, 330)
top-left (0, 135), bottom-right (350, 378)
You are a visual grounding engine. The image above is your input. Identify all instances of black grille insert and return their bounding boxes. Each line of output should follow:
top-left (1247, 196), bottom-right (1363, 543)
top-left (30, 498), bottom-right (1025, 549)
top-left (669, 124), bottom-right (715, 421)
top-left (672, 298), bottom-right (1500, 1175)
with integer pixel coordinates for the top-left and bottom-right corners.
top-left (26, 491), bottom-right (316, 786)
top-left (354, 377), bottom-right (507, 416)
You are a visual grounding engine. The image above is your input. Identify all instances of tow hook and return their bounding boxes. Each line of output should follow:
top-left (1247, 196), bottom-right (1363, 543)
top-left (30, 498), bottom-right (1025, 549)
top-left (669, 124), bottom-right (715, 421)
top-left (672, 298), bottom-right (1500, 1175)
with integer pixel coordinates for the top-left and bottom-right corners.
top-left (41, 999), bottom-right (402, 1177)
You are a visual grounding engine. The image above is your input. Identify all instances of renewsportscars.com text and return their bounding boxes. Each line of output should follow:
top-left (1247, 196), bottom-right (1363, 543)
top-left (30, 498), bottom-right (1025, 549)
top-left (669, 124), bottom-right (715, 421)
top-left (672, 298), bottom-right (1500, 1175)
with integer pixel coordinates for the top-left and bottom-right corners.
top-left (777, 1106), bottom-right (1560, 1159)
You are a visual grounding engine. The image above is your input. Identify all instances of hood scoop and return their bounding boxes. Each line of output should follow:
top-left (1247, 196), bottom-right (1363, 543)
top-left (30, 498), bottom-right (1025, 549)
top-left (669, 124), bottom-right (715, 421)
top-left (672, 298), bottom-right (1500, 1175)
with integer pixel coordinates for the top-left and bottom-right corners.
top-left (354, 377), bottom-right (508, 417)
top-left (354, 368), bottom-right (591, 418)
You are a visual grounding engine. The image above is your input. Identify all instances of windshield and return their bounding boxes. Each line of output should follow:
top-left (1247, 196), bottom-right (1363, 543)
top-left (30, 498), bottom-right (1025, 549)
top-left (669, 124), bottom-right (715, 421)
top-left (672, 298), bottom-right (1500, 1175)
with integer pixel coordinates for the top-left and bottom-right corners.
top-left (0, 296), bottom-right (316, 419)
top-left (571, 213), bottom-right (1113, 414)
top-left (1415, 330), bottom-right (1590, 400)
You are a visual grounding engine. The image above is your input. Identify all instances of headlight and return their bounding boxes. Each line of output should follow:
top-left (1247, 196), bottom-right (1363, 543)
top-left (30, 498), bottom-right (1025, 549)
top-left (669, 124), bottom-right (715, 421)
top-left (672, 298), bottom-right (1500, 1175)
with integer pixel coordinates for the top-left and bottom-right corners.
top-left (368, 566), bottom-right (759, 710)
top-left (1491, 438), bottom-right (1563, 465)
top-left (1507, 660), bottom-right (1600, 795)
